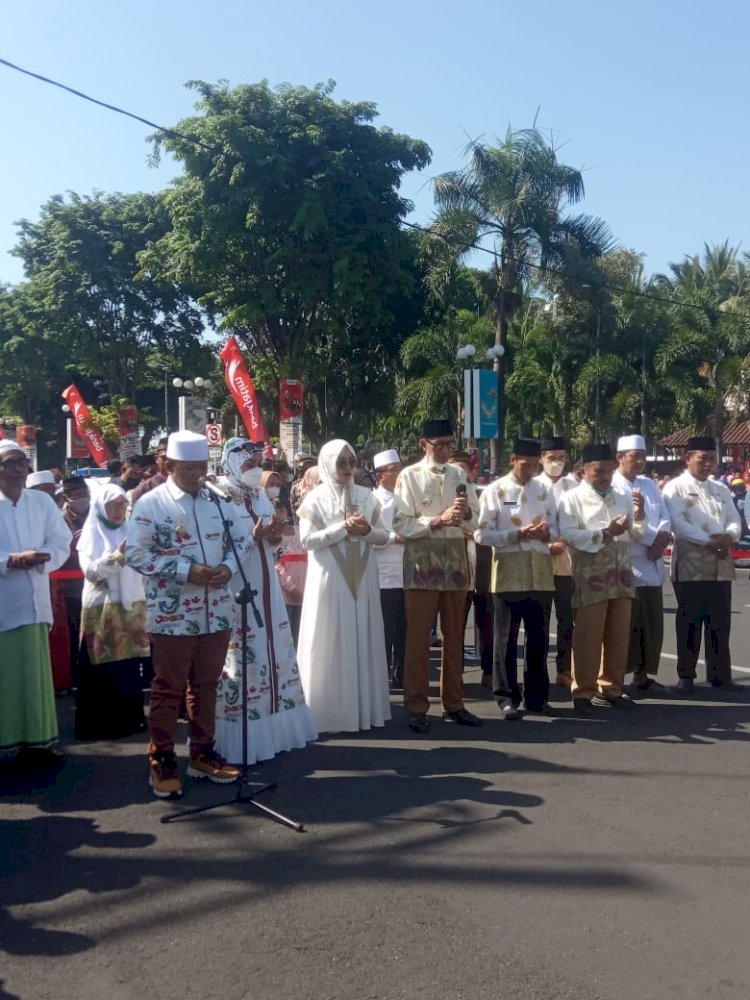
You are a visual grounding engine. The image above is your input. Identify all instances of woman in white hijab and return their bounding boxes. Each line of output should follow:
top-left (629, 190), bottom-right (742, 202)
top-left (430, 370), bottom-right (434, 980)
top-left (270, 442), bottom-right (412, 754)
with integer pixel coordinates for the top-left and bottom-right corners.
top-left (296, 439), bottom-right (391, 733)
top-left (214, 438), bottom-right (318, 765)
top-left (75, 483), bottom-right (150, 739)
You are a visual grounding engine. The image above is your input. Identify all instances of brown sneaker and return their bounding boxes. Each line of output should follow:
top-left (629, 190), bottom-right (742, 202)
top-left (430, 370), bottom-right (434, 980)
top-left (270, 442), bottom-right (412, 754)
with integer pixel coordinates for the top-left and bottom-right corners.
top-left (187, 746), bottom-right (241, 784)
top-left (148, 751), bottom-right (183, 799)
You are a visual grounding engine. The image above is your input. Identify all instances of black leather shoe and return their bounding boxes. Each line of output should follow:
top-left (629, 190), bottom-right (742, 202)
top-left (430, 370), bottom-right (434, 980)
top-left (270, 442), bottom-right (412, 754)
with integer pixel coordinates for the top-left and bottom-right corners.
top-left (408, 713), bottom-right (430, 733)
top-left (711, 679), bottom-right (742, 691)
top-left (442, 708), bottom-right (483, 726)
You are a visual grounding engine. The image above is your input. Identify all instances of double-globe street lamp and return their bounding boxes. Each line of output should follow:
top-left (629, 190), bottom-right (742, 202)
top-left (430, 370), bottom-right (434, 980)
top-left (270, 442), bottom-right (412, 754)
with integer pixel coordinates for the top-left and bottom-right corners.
top-left (169, 376), bottom-right (214, 434)
top-left (456, 343), bottom-right (505, 473)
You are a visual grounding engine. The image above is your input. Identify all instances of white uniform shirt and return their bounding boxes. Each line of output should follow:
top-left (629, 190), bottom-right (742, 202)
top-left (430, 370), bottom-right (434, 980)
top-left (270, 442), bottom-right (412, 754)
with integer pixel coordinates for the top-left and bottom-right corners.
top-left (0, 489), bottom-right (72, 632)
top-left (372, 485), bottom-right (404, 589)
top-left (612, 471), bottom-right (671, 587)
top-left (127, 479), bottom-right (253, 636)
top-left (534, 471), bottom-right (578, 576)
top-left (662, 472), bottom-right (741, 583)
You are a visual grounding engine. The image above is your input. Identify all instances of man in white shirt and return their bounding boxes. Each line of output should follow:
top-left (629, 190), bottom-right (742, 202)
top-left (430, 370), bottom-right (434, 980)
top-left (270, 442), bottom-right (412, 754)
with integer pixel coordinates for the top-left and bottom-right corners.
top-left (535, 436), bottom-right (578, 690)
top-left (372, 448), bottom-right (406, 688)
top-left (559, 443), bottom-right (646, 712)
top-left (613, 434), bottom-right (672, 693)
top-left (662, 436), bottom-right (742, 694)
top-left (476, 438), bottom-right (558, 717)
top-left (393, 419), bottom-right (480, 732)
top-left (128, 430), bottom-right (252, 798)
top-left (0, 441), bottom-right (71, 768)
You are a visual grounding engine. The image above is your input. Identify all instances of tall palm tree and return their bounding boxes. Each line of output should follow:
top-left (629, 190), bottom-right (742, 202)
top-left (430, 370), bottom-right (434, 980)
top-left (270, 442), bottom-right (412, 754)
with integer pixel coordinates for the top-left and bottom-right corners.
top-left (423, 126), bottom-right (613, 464)
top-left (655, 242), bottom-right (750, 460)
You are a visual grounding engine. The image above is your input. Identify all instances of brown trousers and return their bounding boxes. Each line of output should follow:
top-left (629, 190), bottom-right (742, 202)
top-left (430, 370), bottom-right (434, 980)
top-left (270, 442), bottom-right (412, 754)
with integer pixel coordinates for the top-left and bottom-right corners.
top-left (148, 630), bottom-right (231, 755)
top-left (571, 598), bottom-right (632, 700)
top-left (404, 589), bottom-right (467, 715)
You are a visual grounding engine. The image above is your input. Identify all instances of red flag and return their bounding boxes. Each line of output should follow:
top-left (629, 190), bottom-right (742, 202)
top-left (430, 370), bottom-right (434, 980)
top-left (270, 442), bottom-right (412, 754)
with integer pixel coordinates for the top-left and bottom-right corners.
top-left (61, 385), bottom-right (113, 467)
top-left (220, 336), bottom-right (269, 443)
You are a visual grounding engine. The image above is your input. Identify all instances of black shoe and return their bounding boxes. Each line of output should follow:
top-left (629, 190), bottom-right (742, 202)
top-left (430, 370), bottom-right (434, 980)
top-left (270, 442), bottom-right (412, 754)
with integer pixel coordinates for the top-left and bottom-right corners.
top-left (442, 708), bottom-right (483, 726)
top-left (16, 747), bottom-right (65, 772)
top-left (591, 693), bottom-right (637, 710)
top-left (674, 678), bottom-right (695, 695)
top-left (524, 702), bottom-right (557, 716)
top-left (408, 713), bottom-right (430, 733)
top-left (573, 698), bottom-right (593, 715)
top-left (710, 679), bottom-right (742, 691)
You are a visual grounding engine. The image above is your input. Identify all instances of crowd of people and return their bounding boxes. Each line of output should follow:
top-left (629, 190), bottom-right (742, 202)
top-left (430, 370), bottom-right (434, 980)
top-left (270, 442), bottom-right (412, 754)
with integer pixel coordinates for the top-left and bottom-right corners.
top-left (0, 420), bottom-right (744, 799)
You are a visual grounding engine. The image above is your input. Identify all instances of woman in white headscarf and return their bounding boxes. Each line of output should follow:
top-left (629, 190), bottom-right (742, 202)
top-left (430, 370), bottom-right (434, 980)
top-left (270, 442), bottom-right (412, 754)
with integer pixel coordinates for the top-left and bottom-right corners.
top-left (296, 439), bottom-right (391, 733)
top-left (214, 438), bottom-right (318, 765)
top-left (75, 483), bottom-right (150, 740)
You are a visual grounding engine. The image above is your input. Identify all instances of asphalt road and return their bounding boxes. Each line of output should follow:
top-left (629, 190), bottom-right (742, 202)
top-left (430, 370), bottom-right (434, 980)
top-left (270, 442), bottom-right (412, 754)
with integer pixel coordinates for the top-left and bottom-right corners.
top-left (2, 580), bottom-right (750, 1000)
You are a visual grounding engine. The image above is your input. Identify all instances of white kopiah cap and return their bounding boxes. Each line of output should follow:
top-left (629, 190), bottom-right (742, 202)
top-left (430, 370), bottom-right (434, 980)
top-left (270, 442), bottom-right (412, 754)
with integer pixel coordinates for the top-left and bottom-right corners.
top-left (0, 440), bottom-right (24, 457)
top-left (166, 430), bottom-right (209, 461)
top-left (26, 470), bottom-right (55, 488)
top-left (617, 434), bottom-right (646, 452)
top-left (373, 448), bottom-right (401, 470)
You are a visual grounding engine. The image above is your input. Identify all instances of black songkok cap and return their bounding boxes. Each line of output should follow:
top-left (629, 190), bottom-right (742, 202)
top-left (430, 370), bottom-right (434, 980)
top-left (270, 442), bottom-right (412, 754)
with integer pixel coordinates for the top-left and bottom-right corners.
top-left (512, 437), bottom-right (541, 457)
top-left (685, 436), bottom-right (715, 452)
top-left (540, 435), bottom-right (567, 452)
top-left (422, 419), bottom-right (454, 438)
top-left (581, 443), bottom-right (614, 463)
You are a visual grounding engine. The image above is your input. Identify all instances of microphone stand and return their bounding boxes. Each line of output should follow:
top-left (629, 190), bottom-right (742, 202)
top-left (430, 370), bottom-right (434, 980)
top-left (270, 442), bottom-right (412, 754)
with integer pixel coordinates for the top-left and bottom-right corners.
top-left (162, 489), bottom-right (304, 832)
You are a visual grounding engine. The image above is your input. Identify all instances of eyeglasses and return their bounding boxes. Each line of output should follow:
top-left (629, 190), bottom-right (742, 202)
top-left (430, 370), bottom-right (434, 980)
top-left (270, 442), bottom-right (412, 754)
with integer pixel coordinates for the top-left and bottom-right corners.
top-left (425, 438), bottom-right (455, 448)
top-left (336, 458), bottom-right (358, 468)
top-left (0, 458), bottom-right (30, 471)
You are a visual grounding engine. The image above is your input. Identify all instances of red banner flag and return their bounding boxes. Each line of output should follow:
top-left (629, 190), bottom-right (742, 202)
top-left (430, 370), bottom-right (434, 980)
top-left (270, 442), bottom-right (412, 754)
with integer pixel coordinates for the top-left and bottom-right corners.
top-left (61, 385), bottom-right (113, 467)
top-left (220, 336), bottom-right (269, 443)
top-left (279, 379), bottom-right (304, 422)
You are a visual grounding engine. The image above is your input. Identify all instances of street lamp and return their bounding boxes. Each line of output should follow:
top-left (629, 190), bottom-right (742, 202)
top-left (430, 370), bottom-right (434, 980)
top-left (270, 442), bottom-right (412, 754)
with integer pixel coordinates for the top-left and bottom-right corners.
top-left (171, 375), bottom-right (214, 433)
top-left (456, 344), bottom-right (505, 472)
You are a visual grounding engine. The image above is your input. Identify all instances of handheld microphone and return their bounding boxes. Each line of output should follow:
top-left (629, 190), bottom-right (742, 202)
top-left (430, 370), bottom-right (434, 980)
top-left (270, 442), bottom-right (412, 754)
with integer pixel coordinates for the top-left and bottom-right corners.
top-left (199, 477), bottom-right (232, 502)
top-left (456, 483), bottom-right (467, 497)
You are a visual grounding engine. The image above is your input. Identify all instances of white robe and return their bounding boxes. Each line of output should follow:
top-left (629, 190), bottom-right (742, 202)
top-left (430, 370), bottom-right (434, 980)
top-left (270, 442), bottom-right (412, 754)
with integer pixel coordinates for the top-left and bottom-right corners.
top-left (297, 483), bottom-right (391, 733)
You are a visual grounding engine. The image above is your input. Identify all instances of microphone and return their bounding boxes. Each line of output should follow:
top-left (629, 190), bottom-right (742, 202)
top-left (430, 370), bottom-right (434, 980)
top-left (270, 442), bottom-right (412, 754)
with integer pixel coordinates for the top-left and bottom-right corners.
top-left (456, 483), bottom-right (467, 497)
top-left (199, 477), bottom-right (232, 502)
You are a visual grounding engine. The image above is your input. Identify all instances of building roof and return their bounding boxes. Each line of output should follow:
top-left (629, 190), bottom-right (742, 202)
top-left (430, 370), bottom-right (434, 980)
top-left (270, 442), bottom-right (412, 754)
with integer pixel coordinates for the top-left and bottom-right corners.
top-left (659, 419), bottom-right (750, 448)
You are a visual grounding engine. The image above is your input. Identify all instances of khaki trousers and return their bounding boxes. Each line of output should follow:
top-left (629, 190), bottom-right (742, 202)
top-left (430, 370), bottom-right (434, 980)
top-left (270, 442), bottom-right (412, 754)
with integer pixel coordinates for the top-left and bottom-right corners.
top-left (571, 598), bottom-right (632, 700)
top-left (148, 630), bottom-right (231, 754)
top-left (404, 589), bottom-right (467, 715)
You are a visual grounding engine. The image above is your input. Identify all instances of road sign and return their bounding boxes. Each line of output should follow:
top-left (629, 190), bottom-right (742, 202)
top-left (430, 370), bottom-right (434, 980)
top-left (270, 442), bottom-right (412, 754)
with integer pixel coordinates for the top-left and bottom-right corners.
top-left (206, 423), bottom-right (222, 446)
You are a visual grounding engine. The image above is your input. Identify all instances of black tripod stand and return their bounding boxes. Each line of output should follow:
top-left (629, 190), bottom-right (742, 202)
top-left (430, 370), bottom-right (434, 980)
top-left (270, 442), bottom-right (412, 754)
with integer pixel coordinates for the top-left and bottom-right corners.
top-left (162, 489), bottom-right (304, 832)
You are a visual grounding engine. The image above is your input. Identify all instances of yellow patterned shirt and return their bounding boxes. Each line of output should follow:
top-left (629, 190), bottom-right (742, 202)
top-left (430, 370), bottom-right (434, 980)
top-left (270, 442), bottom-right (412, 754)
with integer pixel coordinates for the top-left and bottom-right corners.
top-left (662, 472), bottom-right (741, 582)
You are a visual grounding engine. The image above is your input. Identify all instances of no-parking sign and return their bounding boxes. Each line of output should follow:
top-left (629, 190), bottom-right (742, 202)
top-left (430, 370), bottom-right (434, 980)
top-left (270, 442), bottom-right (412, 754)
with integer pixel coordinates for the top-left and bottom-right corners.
top-left (206, 424), bottom-right (222, 446)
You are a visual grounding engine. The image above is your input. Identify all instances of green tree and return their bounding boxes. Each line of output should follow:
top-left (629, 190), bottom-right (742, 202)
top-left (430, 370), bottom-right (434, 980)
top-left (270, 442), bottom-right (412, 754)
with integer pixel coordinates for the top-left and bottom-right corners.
top-left (655, 242), bottom-right (750, 458)
top-left (144, 79), bottom-right (432, 443)
top-left (423, 126), bottom-right (613, 464)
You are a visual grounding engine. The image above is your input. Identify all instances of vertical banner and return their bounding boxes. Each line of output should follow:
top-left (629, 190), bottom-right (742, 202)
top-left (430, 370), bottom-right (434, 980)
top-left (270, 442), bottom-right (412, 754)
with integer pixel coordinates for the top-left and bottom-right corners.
top-left (61, 384), bottom-right (113, 468)
top-left (279, 379), bottom-right (303, 463)
top-left (66, 420), bottom-right (90, 460)
top-left (16, 425), bottom-right (38, 472)
top-left (463, 370), bottom-right (499, 439)
top-left (220, 336), bottom-right (269, 443)
top-left (178, 396), bottom-right (208, 434)
top-left (118, 404), bottom-right (142, 459)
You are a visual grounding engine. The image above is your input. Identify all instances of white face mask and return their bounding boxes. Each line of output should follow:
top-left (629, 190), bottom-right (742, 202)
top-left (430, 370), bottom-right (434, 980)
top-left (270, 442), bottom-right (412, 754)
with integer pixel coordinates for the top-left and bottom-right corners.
top-left (241, 467), bottom-right (263, 488)
top-left (543, 459), bottom-right (565, 478)
top-left (265, 486), bottom-right (280, 500)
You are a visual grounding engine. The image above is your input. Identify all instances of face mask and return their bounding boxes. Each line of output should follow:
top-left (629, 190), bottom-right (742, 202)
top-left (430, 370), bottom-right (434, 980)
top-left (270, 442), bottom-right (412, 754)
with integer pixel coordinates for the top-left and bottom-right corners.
top-left (265, 486), bottom-right (281, 500)
top-left (543, 460), bottom-right (565, 478)
top-left (69, 497), bottom-right (90, 514)
top-left (241, 467), bottom-right (263, 488)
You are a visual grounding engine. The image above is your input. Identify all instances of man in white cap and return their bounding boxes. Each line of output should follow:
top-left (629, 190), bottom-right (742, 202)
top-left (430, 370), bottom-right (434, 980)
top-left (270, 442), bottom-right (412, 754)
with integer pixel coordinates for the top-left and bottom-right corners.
top-left (127, 430), bottom-right (253, 798)
top-left (26, 470), bottom-right (58, 499)
top-left (372, 448), bottom-right (406, 687)
top-left (0, 441), bottom-right (71, 768)
top-left (613, 434), bottom-right (672, 693)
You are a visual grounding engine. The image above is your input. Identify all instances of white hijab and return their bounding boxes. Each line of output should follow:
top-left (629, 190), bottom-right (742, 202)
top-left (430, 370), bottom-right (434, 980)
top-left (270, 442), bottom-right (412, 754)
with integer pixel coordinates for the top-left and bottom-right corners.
top-left (301, 439), bottom-right (374, 524)
top-left (77, 484), bottom-right (144, 609)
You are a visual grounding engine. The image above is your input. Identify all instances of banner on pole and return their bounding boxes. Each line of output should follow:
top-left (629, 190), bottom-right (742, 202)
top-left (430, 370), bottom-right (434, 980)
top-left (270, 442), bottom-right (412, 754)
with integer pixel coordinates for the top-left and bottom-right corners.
top-left (463, 369), bottom-right (499, 440)
top-left (16, 425), bottom-right (38, 472)
top-left (220, 336), bottom-right (269, 443)
top-left (279, 379), bottom-right (303, 462)
top-left (61, 385), bottom-right (113, 468)
top-left (66, 420), bottom-right (90, 460)
top-left (118, 404), bottom-right (142, 458)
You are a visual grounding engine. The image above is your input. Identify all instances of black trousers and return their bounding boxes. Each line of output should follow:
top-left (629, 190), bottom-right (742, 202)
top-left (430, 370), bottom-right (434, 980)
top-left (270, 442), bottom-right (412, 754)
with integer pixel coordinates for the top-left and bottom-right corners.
top-left (380, 588), bottom-right (406, 682)
top-left (673, 580), bottom-right (733, 683)
top-left (552, 575), bottom-right (574, 675)
top-left (493, 592), bottom-right (553, 710)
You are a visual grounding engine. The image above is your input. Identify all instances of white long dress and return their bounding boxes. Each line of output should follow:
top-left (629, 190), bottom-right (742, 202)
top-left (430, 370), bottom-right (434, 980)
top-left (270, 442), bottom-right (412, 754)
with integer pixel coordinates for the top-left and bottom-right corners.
top-left (215, 485), bottom-right (318, 764)
top-left (296, 479), bottom-right (392, 734)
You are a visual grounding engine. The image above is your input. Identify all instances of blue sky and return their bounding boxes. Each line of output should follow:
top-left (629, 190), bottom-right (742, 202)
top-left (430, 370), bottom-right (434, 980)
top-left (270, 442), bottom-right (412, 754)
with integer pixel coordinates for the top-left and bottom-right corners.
top-left (2, 0), bottom-right (749, 285)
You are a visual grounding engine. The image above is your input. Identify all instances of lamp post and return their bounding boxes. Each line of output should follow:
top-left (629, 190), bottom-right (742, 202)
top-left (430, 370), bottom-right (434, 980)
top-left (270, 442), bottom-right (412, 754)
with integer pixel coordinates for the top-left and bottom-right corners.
top-left (172, 376), bottom-right (214, 433)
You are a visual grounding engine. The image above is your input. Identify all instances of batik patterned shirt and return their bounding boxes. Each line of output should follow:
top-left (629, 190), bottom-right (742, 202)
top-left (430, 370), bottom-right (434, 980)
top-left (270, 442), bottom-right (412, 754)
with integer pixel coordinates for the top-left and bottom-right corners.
top-left (662, 472), bottom-right (741, 582)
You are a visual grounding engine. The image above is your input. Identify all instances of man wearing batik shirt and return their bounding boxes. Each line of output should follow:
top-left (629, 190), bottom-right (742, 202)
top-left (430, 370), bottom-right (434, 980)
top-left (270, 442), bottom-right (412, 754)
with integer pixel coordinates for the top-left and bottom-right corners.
top-left (662, 436), bottom-right (742, 694)
top-left (476, 438), bottom-right (558, 718)
top-left (559, 443), bottom-right (646, 713)
top-left (535, 435), bottom-right (578, 690)
top-left (127, 430), bottom-right (253, 798)
top-left (613, 434), bottom-right (672, 693)
top-left (393, 419), bottom-right (480, 733)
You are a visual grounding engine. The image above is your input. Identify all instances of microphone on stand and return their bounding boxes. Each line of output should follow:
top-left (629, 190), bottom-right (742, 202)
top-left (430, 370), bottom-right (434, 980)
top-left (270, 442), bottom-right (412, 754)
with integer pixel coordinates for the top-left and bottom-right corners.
top-left (199, 477), bottom-right (232, 502)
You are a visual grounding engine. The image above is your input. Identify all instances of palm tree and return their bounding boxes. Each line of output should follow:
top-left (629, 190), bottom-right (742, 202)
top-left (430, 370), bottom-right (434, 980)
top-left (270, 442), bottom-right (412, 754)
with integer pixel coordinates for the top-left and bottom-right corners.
top-left (655, 242), bottom-right (750, 460)
top-left (422, 125), bottom-right (613, 464)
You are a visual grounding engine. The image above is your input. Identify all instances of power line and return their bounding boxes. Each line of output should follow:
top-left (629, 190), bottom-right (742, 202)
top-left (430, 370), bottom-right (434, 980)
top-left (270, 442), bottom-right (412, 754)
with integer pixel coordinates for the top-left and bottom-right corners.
top-left (2, 54), bottom-right (748, 323)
